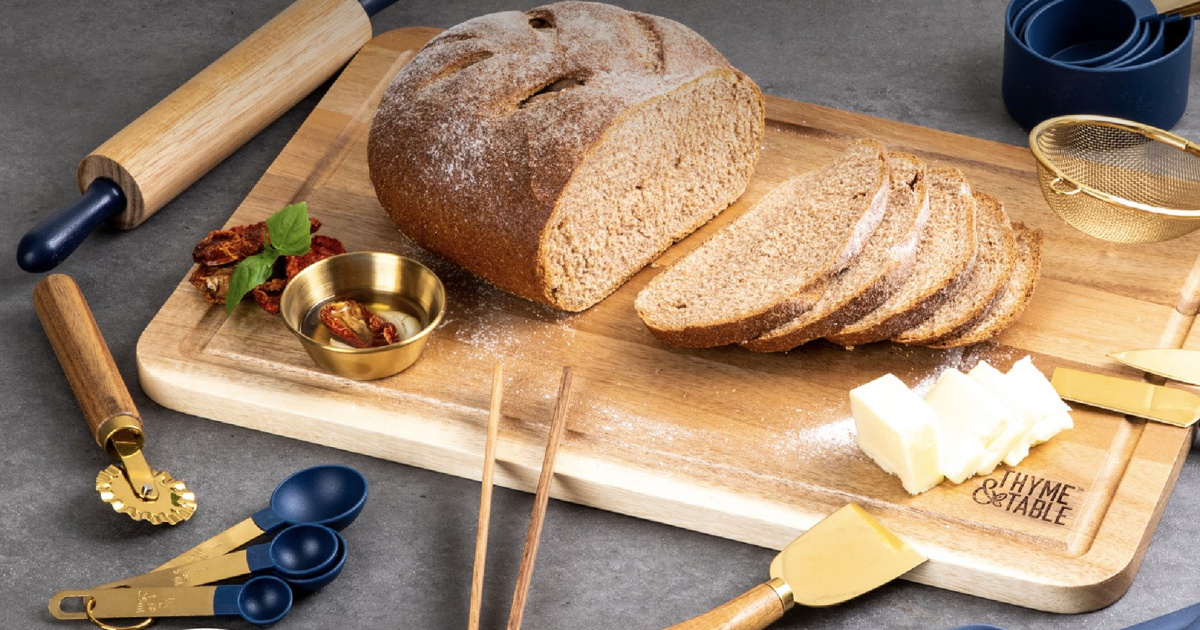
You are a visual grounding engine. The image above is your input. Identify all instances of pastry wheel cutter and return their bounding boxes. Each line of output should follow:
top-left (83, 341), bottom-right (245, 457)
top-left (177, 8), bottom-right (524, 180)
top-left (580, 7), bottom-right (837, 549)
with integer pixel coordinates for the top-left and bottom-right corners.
top-left (34, 274), bottom-right (196, 525)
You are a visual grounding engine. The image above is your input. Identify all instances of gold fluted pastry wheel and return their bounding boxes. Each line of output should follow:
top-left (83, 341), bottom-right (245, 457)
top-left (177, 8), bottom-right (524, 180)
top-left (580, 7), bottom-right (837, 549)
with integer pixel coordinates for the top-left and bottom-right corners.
top-left (34, 274), bottom-right (196, 525)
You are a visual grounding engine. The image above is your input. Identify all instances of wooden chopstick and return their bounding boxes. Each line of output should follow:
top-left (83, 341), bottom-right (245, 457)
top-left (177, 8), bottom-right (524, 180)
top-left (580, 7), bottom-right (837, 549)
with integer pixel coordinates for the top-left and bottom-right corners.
top-left (468, 363), bottom-right (505, 630)
top-left (506, 366), bottom-right (574, 630)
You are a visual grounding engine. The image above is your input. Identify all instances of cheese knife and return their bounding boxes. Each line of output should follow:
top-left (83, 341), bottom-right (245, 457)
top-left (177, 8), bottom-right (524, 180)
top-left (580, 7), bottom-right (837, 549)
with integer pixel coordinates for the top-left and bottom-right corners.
top-left (16, 0), bottom-right (398, 273)
top-left (1051, 367), bottom-right (1200, 427)
top-left (1109, 349), bottom-right (1200, 386)
top-left (661, 503), bottom-right (925, 630)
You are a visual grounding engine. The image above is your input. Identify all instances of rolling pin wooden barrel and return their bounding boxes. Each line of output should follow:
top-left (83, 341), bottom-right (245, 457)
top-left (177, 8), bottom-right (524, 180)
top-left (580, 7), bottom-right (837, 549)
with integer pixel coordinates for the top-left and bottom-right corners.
top-left (15, 0), bottom-right (397, 272)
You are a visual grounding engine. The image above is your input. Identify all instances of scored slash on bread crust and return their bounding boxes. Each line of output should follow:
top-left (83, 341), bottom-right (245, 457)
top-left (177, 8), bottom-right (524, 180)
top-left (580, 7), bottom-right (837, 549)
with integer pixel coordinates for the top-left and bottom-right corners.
top-left (634, 139), bottom-right (891, 348)
top-left (891, 191), bottom-right (1016, 345)
top-left (826, 167), bottom-right (978, 347)
top-left (741, 152), bottom-right (931, 353)
top-left (930, 223), bottom-right (1044, 348)
top-left (368, 2), bottom-right (766, 312)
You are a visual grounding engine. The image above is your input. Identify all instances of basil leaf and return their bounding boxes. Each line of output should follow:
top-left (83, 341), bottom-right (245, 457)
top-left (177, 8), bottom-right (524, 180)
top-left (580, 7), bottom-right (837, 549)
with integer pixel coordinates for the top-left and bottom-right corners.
top-left (265, 202), bottom-right (312, 257)
top-left (225, 252), bottom-right (277, 315)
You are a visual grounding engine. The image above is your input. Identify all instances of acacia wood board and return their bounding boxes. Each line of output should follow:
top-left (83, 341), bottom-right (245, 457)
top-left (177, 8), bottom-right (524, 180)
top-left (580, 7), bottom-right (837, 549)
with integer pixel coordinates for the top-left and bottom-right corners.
top-left (138, 27), bottom-right (1200, 613)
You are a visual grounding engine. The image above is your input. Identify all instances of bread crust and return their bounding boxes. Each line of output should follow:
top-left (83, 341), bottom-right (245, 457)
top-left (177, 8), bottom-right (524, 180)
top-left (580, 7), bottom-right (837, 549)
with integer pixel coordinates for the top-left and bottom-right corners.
top-left (891, 191), bottom-right (1016, 345)
top-left (635, 139), bottom-right (890, 348)
top-left (741, 152), bottom-right (930, 352)
top-left (825, 167), bottom-right (978, 347)
top-left (929, 223), bottom-right (1044, 348)
top-left (368, 2), bottom-right (764, 311)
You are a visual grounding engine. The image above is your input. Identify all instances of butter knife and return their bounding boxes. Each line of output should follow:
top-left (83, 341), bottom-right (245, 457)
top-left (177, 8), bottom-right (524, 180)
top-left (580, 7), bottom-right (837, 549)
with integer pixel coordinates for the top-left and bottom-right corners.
top-left (1051, 368), bottom-right (1200, 428)
top-left (1109, 349), bottom-right (1200, 386)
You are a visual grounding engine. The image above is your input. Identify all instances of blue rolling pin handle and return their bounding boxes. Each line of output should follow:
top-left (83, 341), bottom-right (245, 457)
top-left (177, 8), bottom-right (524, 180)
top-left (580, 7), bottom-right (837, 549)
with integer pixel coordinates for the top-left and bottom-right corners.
top-left (214, 576), bottom-right (293, 627)
top-left (16, 178), bottom-right (125, 273)
top-left (357, 0), bottom-right (400, 18)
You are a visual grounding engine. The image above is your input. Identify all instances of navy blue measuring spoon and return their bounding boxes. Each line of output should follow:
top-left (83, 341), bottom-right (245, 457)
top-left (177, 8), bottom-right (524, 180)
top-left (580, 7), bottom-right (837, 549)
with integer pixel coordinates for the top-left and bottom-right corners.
top-left (98, 523), bottom-right (344, 589)
top-left (151, 465), bottom-right (367, 573)
top-left (51, 575), bottom-right (293, 627)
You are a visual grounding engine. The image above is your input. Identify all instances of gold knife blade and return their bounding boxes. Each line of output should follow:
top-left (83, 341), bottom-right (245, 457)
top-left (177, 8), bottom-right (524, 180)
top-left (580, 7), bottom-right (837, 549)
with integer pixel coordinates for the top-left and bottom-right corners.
top-left (1108, 349), bottom-right (1200, 386)
top-left (1051, 368), bottom-right (1200, 428)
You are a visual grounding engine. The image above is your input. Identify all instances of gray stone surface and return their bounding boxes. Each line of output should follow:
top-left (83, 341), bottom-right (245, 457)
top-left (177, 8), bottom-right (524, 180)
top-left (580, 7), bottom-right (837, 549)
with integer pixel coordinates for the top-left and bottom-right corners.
top-left (3, 1), bottom-right (1200, 628)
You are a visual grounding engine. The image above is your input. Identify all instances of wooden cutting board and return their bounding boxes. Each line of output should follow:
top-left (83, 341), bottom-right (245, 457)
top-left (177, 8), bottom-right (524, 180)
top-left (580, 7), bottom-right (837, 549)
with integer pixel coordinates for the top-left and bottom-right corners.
top-left (138, 27), bottom-right (1200, 613)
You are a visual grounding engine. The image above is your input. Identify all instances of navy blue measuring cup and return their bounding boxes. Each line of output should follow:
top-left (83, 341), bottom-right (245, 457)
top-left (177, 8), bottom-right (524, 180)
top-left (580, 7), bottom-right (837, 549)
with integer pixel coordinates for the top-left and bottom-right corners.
top-left (1023, 0), bottom-right (1146, 66)
top-left (1003, 0), bottom-right (1195, 129)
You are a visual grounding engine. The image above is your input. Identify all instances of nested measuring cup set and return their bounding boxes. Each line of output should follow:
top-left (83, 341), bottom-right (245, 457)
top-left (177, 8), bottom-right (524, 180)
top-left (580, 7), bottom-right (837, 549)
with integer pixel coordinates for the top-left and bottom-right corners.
top-left (48, 465), bottom-right (368, 628)
top-left (1003, 0), bottom-right (1196, 131)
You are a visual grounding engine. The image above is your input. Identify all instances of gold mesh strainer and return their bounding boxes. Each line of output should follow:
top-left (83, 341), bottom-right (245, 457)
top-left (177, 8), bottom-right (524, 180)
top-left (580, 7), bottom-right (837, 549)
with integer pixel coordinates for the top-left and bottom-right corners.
top-left (1029, 115), bottom-right (1200, 243)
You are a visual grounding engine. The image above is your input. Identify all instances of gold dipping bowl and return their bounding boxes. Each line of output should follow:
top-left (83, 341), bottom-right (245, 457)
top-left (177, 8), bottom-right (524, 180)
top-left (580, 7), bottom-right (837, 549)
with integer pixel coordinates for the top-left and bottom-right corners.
top-left (280, 252), bottom-right (445, 380)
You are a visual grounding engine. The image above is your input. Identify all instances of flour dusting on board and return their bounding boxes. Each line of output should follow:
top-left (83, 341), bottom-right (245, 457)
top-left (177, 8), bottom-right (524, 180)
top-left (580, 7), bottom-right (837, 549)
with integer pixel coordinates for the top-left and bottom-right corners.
top-left (910, 346), bottom-right (966, 395)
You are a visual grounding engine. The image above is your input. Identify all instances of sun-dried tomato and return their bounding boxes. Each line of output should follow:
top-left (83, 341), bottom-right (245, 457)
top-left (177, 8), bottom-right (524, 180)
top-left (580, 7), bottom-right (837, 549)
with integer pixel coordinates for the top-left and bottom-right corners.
top-left (193, 218), bottom-right (323, 266)
top-left (285, 235), bottom-right (346, 280)
top-left (189, 264), bottom-right (235, 304)
top-left (319, 299), bottom-right (400, 348)
top-left (251, 278), bottom-right (288, 315)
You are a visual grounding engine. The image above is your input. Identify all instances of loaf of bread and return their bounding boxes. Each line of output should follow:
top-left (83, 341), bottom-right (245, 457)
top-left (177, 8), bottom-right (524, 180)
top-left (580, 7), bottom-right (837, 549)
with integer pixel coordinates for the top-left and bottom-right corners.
top-left (368, 2), bottom-right (765, 311)
top-left (634, 140), bottom-right (890, 347)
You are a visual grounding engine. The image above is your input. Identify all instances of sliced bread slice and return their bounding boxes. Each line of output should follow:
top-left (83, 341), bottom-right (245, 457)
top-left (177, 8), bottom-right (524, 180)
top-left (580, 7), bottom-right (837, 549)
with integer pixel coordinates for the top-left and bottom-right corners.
top-left (635, 139), bottom-right (890, 347)
top-left (891, 191), bottom-right (1016, 345)
top-left (825, 167), bottom-right (977, 347)
top-left (930, 223), bottom-right (1044, 348)
top-left (741, 152), bottom-right (931, 353)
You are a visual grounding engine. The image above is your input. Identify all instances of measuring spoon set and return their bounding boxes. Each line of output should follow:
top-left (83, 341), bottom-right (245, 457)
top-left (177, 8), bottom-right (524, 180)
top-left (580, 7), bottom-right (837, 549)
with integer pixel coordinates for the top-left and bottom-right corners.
top-left (49, 465), bottom-right (368, 627)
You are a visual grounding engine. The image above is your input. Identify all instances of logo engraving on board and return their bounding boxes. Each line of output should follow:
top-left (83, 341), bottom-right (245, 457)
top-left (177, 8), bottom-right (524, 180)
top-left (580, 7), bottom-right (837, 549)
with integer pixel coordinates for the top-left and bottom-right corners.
top-left (972, 470), bottom-right (1080, 526)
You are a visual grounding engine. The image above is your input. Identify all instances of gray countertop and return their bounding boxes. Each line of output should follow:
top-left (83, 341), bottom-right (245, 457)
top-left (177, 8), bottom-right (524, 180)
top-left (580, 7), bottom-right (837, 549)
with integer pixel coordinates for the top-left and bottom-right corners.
top-left (4, 1), bottom-right (1200, 628)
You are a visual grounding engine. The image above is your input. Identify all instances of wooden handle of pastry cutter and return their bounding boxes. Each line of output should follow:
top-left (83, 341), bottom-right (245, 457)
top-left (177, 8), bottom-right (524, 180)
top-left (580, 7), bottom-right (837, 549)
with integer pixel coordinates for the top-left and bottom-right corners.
top-left (32, 274), bottom-right (143, 458)
top-left (662, 582), bottom-right (786, 630)
top-left (76, 0), bottom-right (373, 231)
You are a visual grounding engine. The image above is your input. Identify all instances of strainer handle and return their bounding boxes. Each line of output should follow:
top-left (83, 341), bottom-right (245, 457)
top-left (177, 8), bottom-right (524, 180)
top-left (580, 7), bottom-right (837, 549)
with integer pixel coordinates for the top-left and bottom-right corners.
top-left (1048, 177), bottom-right (1084, 197)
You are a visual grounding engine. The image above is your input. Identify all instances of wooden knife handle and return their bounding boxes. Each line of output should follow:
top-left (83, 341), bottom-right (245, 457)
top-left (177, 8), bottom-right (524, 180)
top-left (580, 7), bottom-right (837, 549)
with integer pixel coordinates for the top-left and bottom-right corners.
top-left (76, 0), bottom-right (373, 230)
top-left (32, 274), bottom-right (143, 458)
top-left (662, 583), bottom-right (786, 630)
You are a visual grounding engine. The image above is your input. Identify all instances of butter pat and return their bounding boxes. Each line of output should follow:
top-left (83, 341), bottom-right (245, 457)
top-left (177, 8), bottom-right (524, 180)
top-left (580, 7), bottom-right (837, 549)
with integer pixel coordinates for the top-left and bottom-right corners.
top-left (924, 369), bottom-right (1007, 484)
top-left (968, 360), bottom-right (1041, 468)
top-left (1007, 356), bottom-right (1073, 445)
top-left (850, 374), bottom-right (943, 495)
top-left (847, 357), bottom-right (1072, 495)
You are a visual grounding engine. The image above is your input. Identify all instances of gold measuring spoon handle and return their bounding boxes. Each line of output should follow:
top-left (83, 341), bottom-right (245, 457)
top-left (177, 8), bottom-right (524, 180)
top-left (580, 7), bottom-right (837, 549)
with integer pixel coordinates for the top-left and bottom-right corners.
top-left (49, 586), bottom-right (221, 621)
top-left (151, 517), bottom-right (266, 572)
top-left (661, 579), bottom-right (789, 630)
top-left (91, 516), bottom-right (265, 589)
top-left (101, 548), bottom-right (255, 589)
top-left (32, 275), bottom-right (158, 496)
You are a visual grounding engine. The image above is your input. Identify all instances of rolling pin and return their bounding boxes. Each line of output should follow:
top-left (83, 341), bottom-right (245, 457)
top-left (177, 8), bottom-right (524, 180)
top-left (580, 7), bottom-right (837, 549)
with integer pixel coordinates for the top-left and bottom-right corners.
top-left (16, 0), bottom-right (398, 273)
